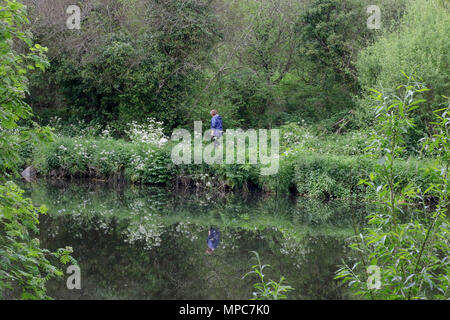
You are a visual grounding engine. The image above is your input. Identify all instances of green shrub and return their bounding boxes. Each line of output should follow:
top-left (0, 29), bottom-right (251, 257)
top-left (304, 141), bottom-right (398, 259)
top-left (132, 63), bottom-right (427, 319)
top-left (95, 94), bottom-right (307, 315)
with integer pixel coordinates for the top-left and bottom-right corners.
top-left (336, 78), bottom-right (450, 300)
top-left (31, 134), bottom-right (436, 197)
top-left (293, 152), bottom-right (431, 199)
top-left (32, 136), bottom-right (173, 184)
top-left (357, 0), bottom-right (450, 138)
top-left (125, 144), bottom-right (173, 184)
top-left (259, 150), bottom-right (296, 194)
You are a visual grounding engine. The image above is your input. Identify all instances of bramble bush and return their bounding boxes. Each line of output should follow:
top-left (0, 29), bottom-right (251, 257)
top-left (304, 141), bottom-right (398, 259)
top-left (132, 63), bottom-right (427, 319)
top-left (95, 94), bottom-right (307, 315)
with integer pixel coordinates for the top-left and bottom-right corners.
top-left (28, 95), bottom-right (438, 196)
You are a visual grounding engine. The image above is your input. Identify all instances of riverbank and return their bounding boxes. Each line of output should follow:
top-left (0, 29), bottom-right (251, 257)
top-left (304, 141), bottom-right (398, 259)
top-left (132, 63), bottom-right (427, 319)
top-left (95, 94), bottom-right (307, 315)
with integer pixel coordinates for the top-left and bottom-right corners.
top-left (23, 135), bottom-right (436, 200)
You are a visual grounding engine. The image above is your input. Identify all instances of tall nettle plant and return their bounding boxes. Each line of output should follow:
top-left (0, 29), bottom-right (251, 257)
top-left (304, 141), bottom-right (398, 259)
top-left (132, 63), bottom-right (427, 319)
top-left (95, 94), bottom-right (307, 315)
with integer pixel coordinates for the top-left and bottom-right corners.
top-left (335, 74), bottom-right (449, 299)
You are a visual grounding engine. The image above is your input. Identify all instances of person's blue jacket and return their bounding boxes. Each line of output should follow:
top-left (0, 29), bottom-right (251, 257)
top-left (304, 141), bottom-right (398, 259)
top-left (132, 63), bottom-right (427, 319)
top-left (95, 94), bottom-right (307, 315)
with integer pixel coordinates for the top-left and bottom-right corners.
top-left (211, 115), bottom-right (223, 131)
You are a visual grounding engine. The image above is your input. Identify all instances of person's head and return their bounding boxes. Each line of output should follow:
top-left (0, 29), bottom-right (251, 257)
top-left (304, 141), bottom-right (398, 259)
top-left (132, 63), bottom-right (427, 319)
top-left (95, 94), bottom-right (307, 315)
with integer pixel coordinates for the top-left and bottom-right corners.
top-left (210, 109), bottom-right (218, 117)
top-left (205, 248), bottom-right (214, 255)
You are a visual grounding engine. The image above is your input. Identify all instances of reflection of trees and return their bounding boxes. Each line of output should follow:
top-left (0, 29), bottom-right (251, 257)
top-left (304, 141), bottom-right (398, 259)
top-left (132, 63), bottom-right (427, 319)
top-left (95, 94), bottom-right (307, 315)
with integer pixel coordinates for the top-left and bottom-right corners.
top-left (31, 181), bottom-right (363, 299)
top-left (292, 198), bottom-right (370, 227)
top-left (281, 234), bottom-right (350, 299)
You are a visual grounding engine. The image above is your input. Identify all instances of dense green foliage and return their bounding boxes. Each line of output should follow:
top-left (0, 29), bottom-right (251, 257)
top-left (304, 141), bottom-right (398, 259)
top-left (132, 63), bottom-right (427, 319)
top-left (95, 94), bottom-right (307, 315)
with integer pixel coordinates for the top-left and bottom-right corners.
top-left (28, 131), bottom-right (435, 200)
top-left (336, 78), bottom-right (449, 299)
top-left (357, 0), bottom-right (450, 140)
top-left (25, 0), bottom-right (220, 132)
top-left (32, 136), bottom-right (173, 184)
top-left (18, 0), bottom-right (448, 154)
top-left (0, 0), bottom-right (73, 299)
top-left (0, 182), bottom-right (73, 299)
top-left (2, 0), bottom-right (449, 300)
top-left (0, 0), bottom-right (51, 176)
top-left (25, 0), bottom-right (444, 134)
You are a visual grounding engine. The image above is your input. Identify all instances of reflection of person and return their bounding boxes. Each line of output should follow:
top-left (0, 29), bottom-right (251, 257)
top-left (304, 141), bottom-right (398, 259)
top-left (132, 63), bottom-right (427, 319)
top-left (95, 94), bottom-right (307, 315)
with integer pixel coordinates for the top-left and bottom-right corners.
top-left (210, 110), bottom-right (223, 147)
top-left (206, 227), bottom-right (220, 255)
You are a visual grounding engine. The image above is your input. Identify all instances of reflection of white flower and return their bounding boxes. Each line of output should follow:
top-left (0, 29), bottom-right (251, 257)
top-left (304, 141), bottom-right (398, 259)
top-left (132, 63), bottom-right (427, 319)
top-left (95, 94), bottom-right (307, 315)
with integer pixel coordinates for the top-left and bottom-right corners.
top-left (124, 222), bottom-right (164, 250)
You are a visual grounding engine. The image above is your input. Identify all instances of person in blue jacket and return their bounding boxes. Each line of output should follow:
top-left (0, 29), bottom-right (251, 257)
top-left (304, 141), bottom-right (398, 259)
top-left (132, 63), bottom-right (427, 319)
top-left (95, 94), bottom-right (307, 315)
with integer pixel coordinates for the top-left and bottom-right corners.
top-left (210, 109), bottom-right (223, 147)
top-left (206, 227), bottom-right (221, 255)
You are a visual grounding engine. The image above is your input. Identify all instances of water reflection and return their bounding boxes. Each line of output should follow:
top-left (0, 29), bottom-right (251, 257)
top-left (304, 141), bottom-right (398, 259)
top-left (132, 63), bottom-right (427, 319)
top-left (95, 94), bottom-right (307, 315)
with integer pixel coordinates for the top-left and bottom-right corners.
top-left (206, 227), bottom-right (221, 255)
top-left (20, 179), bottom-right (374, 300)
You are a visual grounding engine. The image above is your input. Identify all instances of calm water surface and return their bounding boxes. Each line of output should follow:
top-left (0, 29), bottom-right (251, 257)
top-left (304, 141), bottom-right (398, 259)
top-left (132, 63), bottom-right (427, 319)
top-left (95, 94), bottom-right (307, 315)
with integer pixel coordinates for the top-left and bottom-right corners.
top-left (23, 180), bottom-right (372, 300)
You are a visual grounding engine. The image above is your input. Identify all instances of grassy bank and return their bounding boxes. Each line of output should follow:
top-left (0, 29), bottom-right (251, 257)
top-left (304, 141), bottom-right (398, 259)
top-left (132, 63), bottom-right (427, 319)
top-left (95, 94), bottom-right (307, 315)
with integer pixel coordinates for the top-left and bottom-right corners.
top-left (260, 149), bottom-right (432, 199)
top-left (31, 136), bottom-right (173, 184)
top-left (25, 134), bottom-right (435, 200)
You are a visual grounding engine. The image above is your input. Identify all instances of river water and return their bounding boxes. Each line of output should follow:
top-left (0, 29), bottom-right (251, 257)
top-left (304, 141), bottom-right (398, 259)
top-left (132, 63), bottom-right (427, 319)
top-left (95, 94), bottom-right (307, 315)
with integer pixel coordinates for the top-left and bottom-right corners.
top-left (22, 180), bottom-right (372, 300)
